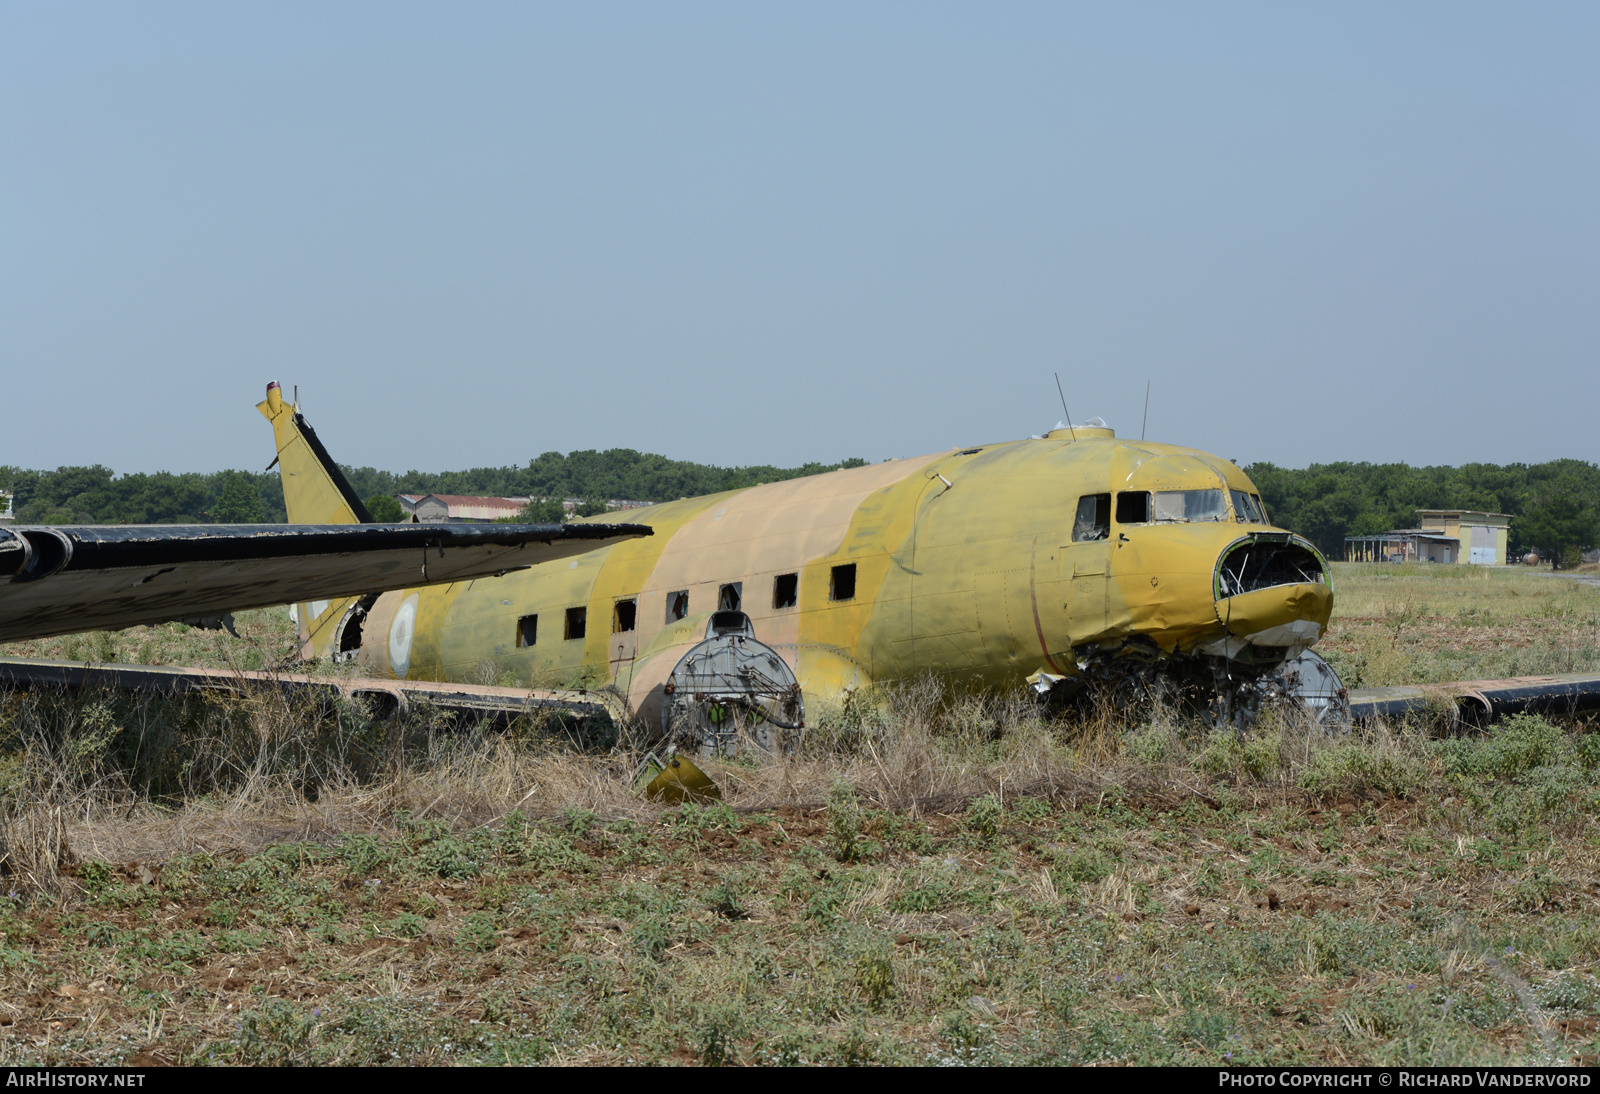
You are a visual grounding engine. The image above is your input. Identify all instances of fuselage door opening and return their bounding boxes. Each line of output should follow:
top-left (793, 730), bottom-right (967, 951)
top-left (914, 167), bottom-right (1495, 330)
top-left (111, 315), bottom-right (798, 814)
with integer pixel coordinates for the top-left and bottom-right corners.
top-left (1063, 492), bottom-right (1111, 642)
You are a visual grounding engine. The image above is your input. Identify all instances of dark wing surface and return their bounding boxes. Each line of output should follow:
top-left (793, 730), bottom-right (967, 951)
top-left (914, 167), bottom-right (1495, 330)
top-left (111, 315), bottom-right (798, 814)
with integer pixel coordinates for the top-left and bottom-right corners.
top-left (0, 522), bottom-right (649, 643)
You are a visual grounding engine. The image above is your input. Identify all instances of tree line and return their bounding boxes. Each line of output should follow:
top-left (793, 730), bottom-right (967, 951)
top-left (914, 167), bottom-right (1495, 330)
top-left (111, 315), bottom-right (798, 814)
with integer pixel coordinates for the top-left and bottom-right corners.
top-left (4, 453), bottom-right (1595, 564)
top-left (336, 449), bottom-right (870, 508)
top-left (1244, 458), bottom-right (1599, 565)
top-left (0, 465), bottom-right (286, 525)
top-left (0, 449), bottom-right (871, 527)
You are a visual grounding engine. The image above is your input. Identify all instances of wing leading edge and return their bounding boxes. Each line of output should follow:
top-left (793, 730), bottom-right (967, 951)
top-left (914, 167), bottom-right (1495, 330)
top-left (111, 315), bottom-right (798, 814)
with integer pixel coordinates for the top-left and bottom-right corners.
top-left (0, 521), bottom-right (650, 644)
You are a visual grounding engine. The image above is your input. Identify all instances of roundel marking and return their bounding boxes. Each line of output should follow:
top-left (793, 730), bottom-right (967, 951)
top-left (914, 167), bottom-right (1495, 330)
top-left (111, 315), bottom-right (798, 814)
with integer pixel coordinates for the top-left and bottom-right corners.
top-left (389, 593), bottom-right (420, 679)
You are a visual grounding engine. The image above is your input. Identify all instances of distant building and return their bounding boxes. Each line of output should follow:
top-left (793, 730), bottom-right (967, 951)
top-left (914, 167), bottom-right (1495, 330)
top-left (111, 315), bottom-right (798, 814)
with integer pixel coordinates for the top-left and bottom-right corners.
top-left (1417, 510), bottom-right (1512, 566)
top-left (398, 494), bottom-right (529, 523)
top-left (1344, 509), bottom-right (1512, 565)
top-left (397, 493), bottom-right (653, 524)
top-left (1344, 531), bottom-right (1460, 564)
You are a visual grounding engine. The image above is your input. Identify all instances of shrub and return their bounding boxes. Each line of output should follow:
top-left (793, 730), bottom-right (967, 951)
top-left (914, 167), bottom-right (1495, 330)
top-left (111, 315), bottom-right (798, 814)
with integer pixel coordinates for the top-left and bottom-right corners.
top-left (235, 999), bottom-right (315, 1065)
top-left (828, 780), bottom-right (862, 863)
top-left (1437, 715), bottom-right (1565, 781)
top-left (856, 948), bottom-right (896, 1011)
top-left (1243, 733), bottom-right (1283, 781)
top-left (1060, 848), bottom-right (1112, 884)
top-left (965, 794), bottom-right (1002, 840)
top-left (1297, 742), bottom-right (1422, 800)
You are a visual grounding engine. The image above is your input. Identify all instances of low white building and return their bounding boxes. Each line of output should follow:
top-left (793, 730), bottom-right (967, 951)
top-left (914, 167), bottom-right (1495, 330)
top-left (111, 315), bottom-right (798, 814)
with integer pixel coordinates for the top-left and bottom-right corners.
top-left (397, 494), bottom-right (529, 523)
top-left (396, 494), bottom-right (653, 523)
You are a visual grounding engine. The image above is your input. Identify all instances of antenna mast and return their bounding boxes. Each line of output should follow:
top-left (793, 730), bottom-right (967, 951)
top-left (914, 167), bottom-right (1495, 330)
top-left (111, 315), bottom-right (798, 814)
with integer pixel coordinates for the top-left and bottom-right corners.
top-left (1141, 379), bottom-right (1150, 441)
top-left (1052, 373), bottom-right (1077, 441)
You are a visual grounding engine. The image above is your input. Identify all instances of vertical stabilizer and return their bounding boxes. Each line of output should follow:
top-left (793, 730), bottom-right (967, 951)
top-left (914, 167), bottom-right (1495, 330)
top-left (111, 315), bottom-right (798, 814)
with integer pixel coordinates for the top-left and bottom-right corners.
top-left (257, 382), bottom-right (373, 659)
top-left (257, 382), bottom-right (375, 525)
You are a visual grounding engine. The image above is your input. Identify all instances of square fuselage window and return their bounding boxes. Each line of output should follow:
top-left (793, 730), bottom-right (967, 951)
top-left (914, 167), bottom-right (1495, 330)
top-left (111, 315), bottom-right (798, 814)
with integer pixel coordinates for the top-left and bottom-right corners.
top-left (830, 563), bottom-right (856, 601)
top-left (1073, 494), bottom-right (1111, 541)
top-left (517, 614), bottom-right (537, 647)
top-left (565, 606), bottom-right (587, 640)
top-left (772, 572), bottom-right (798, 609)
top-left (718, 583), bottom-right (742, 611)
top-left (1115, 491), bottom-right (1150, 524)
top-left (666, 590), bottom-right (689, 623)
top-left (614, 599), bottom-right (636, 633)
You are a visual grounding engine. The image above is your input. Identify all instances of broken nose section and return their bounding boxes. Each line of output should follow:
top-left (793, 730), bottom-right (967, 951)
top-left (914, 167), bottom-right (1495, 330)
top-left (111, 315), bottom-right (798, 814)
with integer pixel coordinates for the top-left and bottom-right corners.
top-left (1208, 583), bottom-right (1332, 658)
top-left (1202, 534), bottom-right (1333, 662)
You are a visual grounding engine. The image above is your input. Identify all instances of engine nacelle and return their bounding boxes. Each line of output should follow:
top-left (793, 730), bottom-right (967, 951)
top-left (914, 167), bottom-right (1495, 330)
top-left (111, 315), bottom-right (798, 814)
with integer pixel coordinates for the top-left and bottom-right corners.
top-left (662, 611), bottom-right (805, 756)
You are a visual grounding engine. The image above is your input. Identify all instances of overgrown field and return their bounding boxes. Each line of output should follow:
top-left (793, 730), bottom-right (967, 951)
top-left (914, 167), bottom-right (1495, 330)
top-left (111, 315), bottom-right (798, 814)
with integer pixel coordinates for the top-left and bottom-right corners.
top-left (1319, 564), bottom-right (1600, 687)
top-left (0, 567), bottom-right (1598, 1066)
top-left (0, 608), bottom-right (300, 675)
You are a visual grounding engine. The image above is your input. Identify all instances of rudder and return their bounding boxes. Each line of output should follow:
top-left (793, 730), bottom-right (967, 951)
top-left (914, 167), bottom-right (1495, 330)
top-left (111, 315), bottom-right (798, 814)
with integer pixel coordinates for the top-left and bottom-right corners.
top-left (257, 381), bottom-right (376, 659)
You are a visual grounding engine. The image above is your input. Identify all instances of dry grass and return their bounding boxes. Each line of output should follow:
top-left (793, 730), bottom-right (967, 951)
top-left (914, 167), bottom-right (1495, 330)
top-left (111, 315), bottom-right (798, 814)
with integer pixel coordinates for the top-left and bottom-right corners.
top-left (2, 672), bottom-right (1599, 1066)
top-left (2, 568), bottom-right (1600, 1065)
top-left (0, 608), bottom-right (303, 674)
top-left (1323, 563), bottom-right (1600, 686)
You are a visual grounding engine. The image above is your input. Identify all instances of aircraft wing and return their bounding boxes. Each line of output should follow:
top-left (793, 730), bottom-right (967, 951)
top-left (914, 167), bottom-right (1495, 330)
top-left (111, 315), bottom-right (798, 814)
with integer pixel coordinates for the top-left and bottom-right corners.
top-left (0, 522), bottom-right (650, 643)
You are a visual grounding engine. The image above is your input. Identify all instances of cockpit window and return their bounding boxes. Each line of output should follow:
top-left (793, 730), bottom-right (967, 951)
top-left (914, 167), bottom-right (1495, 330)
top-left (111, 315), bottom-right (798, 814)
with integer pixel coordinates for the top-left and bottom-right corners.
top-left (1153, 489), bottom-right (1229, 523)
top-left (1073, 494), bottom-right (1111, 541)
top-left (1231, 490), bottom-right (1265, 523)
top-left (1115, 492), bottom-right (1150, 524)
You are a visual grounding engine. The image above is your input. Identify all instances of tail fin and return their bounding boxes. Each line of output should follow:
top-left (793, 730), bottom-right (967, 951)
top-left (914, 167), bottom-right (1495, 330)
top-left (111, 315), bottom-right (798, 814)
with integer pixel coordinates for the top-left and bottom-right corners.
top-left (256, 382), bottom-right (375, 525)
top-left (257, 382), bottom-right (373, 659)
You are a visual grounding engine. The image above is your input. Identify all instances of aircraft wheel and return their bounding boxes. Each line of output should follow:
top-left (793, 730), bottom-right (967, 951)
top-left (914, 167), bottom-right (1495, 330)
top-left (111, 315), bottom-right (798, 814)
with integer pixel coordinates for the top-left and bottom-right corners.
top-left (1271, 649), bottom-right (1351, 733)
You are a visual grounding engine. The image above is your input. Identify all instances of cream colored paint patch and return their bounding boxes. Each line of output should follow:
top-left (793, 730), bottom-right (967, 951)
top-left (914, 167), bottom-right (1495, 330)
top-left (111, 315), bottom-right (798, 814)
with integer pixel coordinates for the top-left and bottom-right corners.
top-left (632, 458), bottom-right (936, 653)
top-left (357, 590), bottom-right (405, 677)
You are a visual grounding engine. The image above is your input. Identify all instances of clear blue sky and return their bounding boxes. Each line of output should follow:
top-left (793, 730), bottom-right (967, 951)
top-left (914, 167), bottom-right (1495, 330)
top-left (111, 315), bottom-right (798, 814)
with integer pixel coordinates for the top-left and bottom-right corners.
top-left (3, 3), bottom-right (1596, 475)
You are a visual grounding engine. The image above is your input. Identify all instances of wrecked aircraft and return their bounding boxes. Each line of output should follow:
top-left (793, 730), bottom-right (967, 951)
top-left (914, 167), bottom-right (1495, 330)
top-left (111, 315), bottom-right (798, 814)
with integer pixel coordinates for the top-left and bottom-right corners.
top-left (264, 386), bottom-right (1345, 744)
top-left (14, 384), bottom-right (1600, 755)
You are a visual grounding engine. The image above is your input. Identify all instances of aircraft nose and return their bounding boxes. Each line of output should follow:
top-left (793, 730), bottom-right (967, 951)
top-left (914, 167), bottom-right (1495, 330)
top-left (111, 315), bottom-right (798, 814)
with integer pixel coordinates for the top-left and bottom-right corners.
top-left (1212, 535), bottom-right (1333, 652)
top-left (1219, 581), bottom-right (1332, 640)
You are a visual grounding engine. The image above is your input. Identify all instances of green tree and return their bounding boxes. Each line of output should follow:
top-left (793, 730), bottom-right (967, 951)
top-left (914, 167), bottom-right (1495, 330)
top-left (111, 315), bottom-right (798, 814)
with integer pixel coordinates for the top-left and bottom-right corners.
top-left (1516, 474), bottom-right (1599, 569)
top-left (502, 498), bottom-right (568, 524)
top-left (365, 493), bottom-right (405, 522)
top-left (210, 471), bottom-right (266, 523)
top-left (573, 497), bottom-right (610, 517)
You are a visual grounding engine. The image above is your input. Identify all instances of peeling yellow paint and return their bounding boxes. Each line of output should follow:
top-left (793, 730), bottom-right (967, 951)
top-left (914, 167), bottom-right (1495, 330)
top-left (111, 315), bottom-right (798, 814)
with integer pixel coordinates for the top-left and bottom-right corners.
top-left (272, 405), bottom-right (1337, 719)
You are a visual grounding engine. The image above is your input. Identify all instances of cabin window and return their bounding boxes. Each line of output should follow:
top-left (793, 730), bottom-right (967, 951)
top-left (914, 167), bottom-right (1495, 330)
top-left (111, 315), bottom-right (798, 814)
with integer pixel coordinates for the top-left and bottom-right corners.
top-left (1253, 494), bottom-right (1268, 522)
top-left (772, 572), bottom-right (798, 609)
top-left (565, 606), bottom-right (586, 640)
top-left (516, 614), bottom-right (537, 647)
top-left (1115, 491), bottom-right (1150, 524)
top-left (830, 563), bottom-right (857, 601)
top-left (613, 599), bottom-right (636, 633)
top-left (1072, 494), bottom-right (1110, 541)
top-left (719, 583), bottom-right (742, 611)
top-left (666, 590), bottom-right (689, 622)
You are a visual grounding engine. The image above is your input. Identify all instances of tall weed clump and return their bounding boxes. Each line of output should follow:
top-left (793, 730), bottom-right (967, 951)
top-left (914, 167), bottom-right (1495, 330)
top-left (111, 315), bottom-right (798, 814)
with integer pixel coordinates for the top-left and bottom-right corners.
top-left (1433, 714), bottom-right (1600, 840)
top-left (0, 687), bottom-right (415, 809)
top-left (781, 676), bottom-right (1071, 815)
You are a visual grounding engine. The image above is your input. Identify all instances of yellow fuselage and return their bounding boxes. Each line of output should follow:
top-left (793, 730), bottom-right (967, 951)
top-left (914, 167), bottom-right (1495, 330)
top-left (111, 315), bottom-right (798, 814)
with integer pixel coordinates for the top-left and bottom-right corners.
top-left (339, 426), bottom-right (1332, 718)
